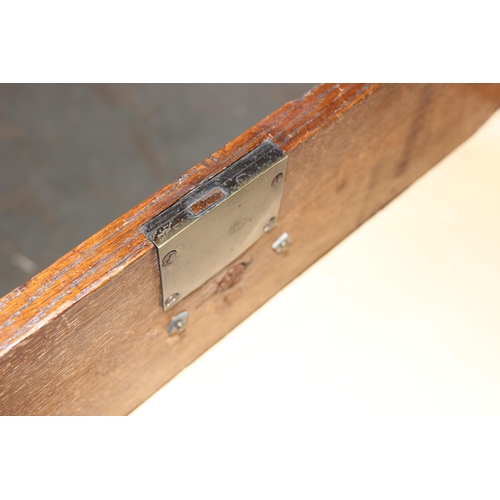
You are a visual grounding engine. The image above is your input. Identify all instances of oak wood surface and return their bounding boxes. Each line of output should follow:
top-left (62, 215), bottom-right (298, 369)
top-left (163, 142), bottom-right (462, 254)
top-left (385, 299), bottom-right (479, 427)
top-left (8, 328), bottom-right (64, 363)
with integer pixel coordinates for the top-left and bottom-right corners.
top-left (0, 84), bottom-right (499, 415)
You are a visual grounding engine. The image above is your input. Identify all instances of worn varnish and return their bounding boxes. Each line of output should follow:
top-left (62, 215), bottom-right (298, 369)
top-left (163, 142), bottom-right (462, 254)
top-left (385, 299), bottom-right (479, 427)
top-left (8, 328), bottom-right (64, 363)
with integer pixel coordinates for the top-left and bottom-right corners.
top-left (0, 84), bottom-right (499, 415)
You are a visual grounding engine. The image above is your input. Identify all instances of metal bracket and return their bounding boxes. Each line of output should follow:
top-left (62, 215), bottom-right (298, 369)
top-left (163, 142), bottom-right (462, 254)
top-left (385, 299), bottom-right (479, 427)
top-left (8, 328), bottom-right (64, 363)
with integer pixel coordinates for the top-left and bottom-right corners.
top-left (141, 140), bottom-right (288, 311)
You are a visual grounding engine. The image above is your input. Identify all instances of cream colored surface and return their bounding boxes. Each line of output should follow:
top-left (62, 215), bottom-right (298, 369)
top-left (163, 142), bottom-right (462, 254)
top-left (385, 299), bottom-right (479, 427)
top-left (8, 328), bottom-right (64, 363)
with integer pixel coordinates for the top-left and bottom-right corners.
top-left (133, 110), bottom-right (500, 416)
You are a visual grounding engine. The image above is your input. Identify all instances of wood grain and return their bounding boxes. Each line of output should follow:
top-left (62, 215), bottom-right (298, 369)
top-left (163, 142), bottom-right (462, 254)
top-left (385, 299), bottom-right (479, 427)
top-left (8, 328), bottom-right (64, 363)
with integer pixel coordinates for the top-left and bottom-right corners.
top-left (0, 84), bottom-right (499, 415)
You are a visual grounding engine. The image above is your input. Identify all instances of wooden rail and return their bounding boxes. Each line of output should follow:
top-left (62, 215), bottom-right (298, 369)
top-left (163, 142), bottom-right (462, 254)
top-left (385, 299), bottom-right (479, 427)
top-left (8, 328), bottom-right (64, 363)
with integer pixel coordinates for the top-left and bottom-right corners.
top-left (1, 84), bottom-right (499, 415)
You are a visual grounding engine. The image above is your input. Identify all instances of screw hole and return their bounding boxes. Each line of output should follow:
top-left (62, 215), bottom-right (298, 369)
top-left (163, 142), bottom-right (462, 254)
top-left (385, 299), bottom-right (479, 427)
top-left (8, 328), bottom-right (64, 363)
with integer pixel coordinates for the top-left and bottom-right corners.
top-left (165, 293), bottom-right (180, 307)
top-left (162, 250), bottom-right (177, 267)
top-left (271, 173), bottom-right (283, 188)
top-left (263, 217), bottom-right (277, 233)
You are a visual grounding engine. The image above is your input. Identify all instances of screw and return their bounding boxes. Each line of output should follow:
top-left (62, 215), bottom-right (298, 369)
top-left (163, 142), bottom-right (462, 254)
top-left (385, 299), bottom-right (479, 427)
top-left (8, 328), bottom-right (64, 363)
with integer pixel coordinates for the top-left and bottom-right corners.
top-left (167, 311), bottom-right (189, 335)
top-left (271, 173), bottom-right (283, 188)
top-left (272, 232), bottom-right (291, 254)
top-left (162, 250), bottom-right (177, 266)
top-left (263, 217), bottom-right (277, 233)
top-left (165, 292), bottom-right (180, 308)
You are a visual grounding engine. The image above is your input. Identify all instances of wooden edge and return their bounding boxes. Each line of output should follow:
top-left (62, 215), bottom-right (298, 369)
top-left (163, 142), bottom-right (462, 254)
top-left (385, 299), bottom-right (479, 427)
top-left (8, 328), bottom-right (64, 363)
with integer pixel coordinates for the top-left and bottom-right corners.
top-left (1, 84), bottom-right (500, 415)
top-left (0, 83), bottom-right (379, 352)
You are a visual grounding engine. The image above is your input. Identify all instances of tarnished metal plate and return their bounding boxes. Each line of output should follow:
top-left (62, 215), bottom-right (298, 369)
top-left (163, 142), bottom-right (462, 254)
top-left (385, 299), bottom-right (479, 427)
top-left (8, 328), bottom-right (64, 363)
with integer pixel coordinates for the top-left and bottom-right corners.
top-left (141, 141), bottom-right (288, 311)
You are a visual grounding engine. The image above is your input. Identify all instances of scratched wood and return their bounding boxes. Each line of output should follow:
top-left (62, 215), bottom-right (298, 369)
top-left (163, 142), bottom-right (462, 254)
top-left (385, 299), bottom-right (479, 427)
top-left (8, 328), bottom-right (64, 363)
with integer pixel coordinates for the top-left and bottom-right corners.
top-left (0, 84), bottom-right (499, 415)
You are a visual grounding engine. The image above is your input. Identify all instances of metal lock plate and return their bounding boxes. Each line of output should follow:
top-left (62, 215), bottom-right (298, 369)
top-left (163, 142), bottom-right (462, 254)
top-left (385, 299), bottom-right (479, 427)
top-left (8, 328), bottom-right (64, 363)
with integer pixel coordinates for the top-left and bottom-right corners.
top-left (141, 141), bottom-right (288, 310)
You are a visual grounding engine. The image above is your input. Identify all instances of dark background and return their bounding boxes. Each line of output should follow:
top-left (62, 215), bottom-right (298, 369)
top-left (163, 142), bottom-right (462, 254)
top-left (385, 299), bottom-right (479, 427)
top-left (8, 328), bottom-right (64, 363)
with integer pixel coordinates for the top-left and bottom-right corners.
top-left (0, 84), bottom-right (313, 297)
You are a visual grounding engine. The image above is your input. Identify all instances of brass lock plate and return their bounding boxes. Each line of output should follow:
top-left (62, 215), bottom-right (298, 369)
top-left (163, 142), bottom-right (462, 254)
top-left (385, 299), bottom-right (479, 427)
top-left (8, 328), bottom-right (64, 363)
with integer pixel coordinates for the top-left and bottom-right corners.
top-left (141, 141), bottom-right (288, 310)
